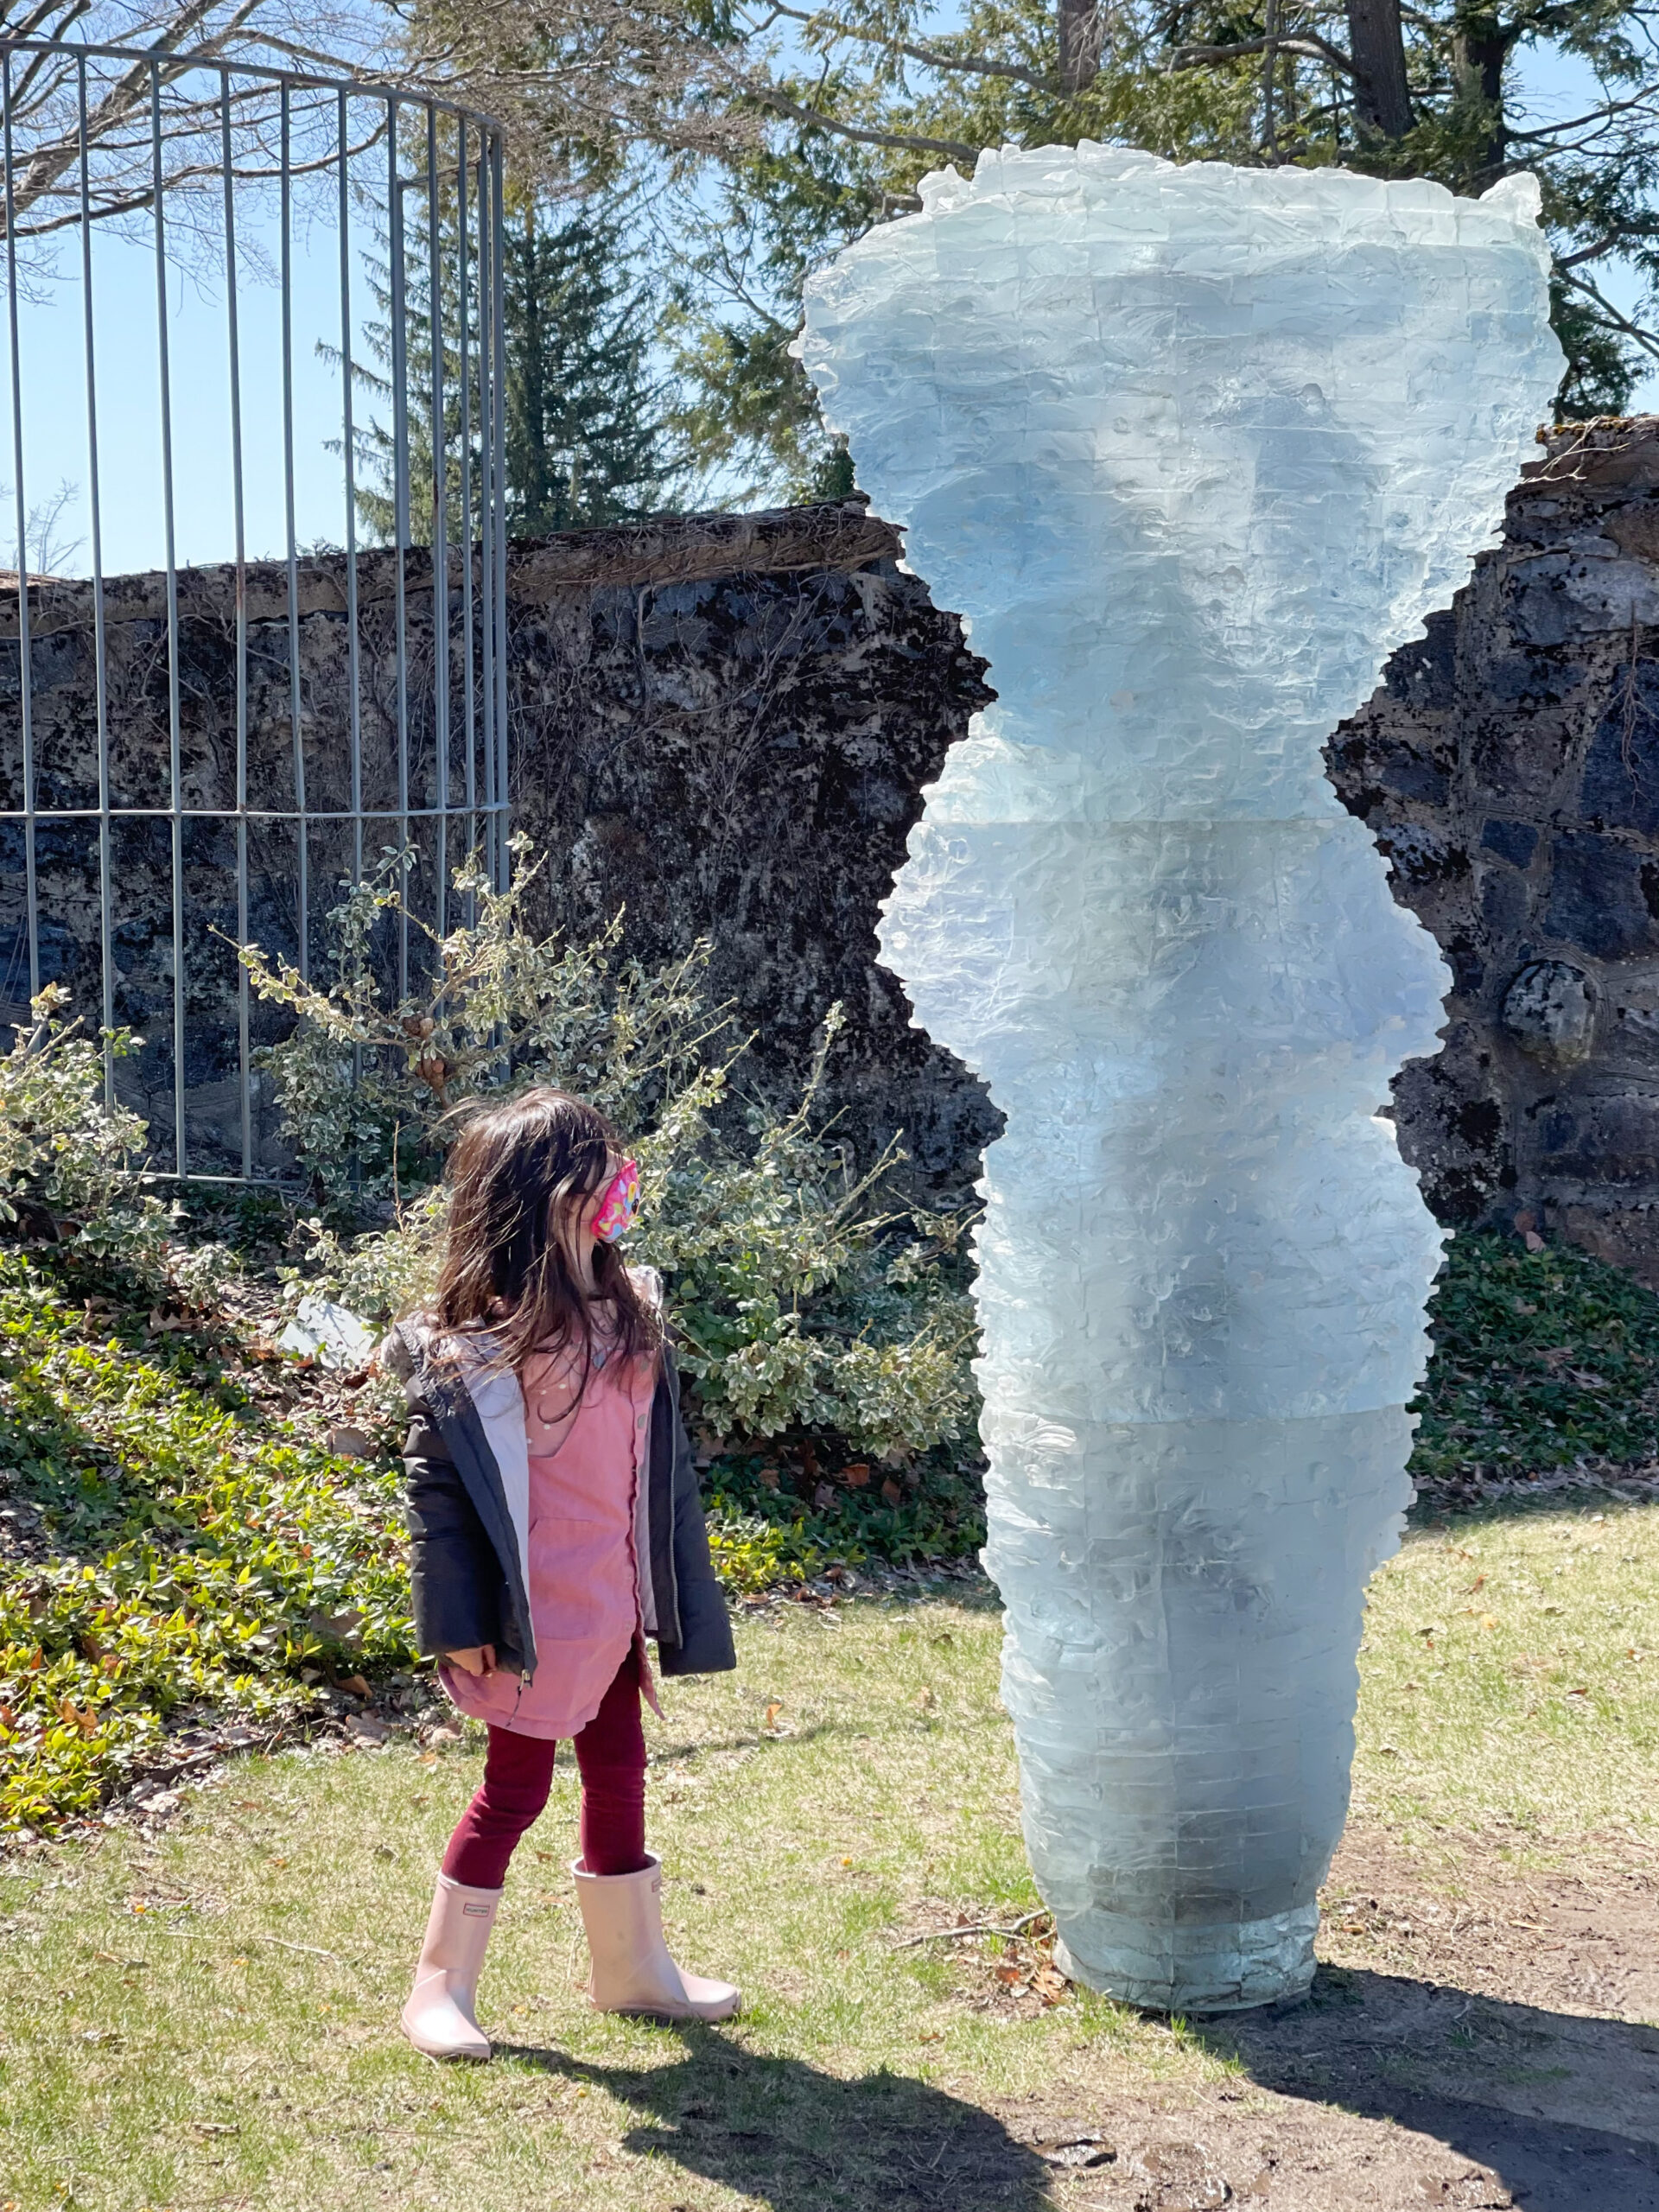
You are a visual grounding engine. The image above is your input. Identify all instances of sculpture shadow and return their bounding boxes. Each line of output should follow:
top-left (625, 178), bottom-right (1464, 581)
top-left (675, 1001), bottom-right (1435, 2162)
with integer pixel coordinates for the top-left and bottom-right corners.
top-left (494, 2025), bottom-right (1056, 2210)
top-left (1407, 1480), bottom-right (1656, 1535)
top-left (1197, 1965), bottom-right (1659, 2211)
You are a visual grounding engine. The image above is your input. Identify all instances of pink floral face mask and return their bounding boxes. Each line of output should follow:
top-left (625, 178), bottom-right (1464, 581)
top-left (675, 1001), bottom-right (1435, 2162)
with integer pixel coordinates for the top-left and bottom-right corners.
top-left (590, 1157), bottom-right (639, 1243)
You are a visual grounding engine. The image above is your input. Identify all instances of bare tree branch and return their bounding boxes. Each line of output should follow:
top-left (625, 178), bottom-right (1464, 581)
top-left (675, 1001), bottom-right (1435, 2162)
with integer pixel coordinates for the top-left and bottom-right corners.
top-left (745, 76), bottom-right (981, 162)
top-left (1561, 267), bottom-right (1659, 363)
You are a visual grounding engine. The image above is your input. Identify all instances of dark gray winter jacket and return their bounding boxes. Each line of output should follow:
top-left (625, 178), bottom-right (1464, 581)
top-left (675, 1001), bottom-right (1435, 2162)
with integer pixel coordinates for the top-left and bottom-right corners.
top-left (383, 1319), bottom-right (736, 1684)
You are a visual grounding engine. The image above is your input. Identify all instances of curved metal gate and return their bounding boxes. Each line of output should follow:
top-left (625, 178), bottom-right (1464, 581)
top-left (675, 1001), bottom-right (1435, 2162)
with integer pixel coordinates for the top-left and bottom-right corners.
top-left (0, 36), bottom-right (509, 1176)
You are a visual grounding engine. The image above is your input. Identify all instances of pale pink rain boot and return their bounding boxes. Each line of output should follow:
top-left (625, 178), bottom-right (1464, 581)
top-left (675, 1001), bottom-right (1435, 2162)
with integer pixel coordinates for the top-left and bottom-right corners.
top-left (400, 1875), bottom-right (502, 2060)
top-left (571, 1853), bottom-right (740, 2022)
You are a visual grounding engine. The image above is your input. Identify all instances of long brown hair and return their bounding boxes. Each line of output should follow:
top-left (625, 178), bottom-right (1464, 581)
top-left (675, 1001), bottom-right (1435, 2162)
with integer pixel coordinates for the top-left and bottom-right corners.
top-left (428, 1087), bottom-right (663, 1379)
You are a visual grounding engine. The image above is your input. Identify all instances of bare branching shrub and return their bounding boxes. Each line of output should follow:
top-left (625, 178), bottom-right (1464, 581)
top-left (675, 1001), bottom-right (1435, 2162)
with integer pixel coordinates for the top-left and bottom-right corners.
top-left (241, 847), bottom-right (980, 1458)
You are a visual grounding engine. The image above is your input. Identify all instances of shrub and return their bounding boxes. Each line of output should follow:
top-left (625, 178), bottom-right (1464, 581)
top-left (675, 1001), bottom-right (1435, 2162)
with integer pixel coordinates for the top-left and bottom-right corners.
top-left (0, 1237), bottom-right (968, 1839)
top-left (1409, 1230), bottom-right (1659, 1483)
top-left (0, 988), bottom-right (228, 1302)
top-left (242, 849), bottom-right (982, 1464)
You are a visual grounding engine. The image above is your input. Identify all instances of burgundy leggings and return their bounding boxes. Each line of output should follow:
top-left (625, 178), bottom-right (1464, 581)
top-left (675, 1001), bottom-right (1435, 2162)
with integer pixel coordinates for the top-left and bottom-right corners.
top-left (441, 1652), bottom-right (647, 1890)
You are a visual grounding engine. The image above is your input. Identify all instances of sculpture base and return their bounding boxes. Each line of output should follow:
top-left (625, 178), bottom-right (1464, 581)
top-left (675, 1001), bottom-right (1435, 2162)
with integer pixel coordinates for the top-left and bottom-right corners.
top-left (1054, 1904), bottom-right (1319, 2015)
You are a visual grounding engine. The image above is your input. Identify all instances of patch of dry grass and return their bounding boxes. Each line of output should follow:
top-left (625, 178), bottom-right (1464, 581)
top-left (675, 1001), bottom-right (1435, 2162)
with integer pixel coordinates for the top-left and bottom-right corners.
top-left (1351, 1494), bottom-right (1659, 1852)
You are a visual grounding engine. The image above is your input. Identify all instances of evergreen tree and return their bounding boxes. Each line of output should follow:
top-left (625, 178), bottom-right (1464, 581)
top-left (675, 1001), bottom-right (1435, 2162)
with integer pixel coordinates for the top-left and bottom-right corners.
top-left (401, 0), bottom-right (1659, 491)
top-left (355, 170), bottom-right (678, 545)
top-left (504, 202), bottom-right (677, 532)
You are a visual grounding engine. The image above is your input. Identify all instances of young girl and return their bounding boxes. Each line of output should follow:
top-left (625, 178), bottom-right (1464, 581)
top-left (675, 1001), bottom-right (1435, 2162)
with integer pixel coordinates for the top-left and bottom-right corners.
top-left (383, 1087), bottom-right (739, 2062)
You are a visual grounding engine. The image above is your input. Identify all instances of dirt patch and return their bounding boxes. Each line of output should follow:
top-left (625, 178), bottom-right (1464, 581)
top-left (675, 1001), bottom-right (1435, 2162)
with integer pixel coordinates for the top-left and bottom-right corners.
top-left (995, 2082), bottom-right (1659, 2209)
top-left (976, 1824), bottom-right (1659, 2211)
top-left (1319, 1819), bottom-right (1659, 2024)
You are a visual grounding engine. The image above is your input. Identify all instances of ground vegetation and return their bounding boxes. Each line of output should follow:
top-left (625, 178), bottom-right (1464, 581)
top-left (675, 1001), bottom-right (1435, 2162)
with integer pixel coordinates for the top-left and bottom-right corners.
top-left (5, 1505), bottom-right (1659, 2207)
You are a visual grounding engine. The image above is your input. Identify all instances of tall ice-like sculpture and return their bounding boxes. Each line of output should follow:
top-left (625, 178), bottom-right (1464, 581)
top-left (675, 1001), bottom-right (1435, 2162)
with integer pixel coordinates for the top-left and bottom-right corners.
top-left (799, 149), bottom-right (1564, 2011)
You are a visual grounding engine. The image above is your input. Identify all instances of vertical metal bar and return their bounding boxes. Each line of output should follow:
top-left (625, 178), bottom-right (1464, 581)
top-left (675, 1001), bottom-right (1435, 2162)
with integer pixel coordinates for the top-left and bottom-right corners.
top-left (490, 130), bottom-right (509, 892)
top-left (427, 105), bottom-right (449, 942)
top-left (457, 119), bottom-right (476, 917)
top-left (281, 81), bottom-right (308, 983)
top-left (388, 98), bottom-right (410, 993)
top-left (3, 54), bottom-right (38, 1007)
top-left (339, 88), bottom-right (361, 889)
top-left (221, 79), bottom-right (251, 1179)
top-left (151, 60), bottom-right (186, 1177)
top-left (77, 57), bottom-right (113, 1099)
top-left (477, 140), bottom-right (496, 898)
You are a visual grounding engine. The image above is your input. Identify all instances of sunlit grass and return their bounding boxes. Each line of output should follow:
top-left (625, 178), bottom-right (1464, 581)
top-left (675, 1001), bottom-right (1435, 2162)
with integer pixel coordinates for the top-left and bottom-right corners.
top-left (5, 1496), bottom-right (1659, 2209)
top-left (0, 1596), bottom-right (1224, 2212)
top-left (1353, 1493), bottom-right (1659, 1848)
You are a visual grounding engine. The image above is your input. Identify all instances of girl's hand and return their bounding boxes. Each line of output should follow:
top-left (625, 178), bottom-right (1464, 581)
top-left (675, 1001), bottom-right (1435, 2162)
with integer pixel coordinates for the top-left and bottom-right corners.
top-left (445, 1644), bottom-right (496, 1676)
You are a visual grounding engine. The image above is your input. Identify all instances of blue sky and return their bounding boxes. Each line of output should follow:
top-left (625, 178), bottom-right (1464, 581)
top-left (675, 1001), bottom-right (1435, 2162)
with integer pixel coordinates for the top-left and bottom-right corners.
top-left (3, 159), bottom-right (378, 581)
top-left (2, 35), bottom-right (1652, 580)
top-left (1510, 36), bottom-right (1659, 410)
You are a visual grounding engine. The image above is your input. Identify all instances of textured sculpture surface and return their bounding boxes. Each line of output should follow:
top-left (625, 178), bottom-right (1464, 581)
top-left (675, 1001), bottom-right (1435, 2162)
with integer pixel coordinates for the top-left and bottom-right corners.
top-left (799, 146), bottom-right (1564, 2011)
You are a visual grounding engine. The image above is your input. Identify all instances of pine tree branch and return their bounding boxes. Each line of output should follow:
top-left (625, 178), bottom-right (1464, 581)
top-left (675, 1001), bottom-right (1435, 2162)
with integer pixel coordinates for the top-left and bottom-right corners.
top-left (1506, 88), bottom-right (1659, 143)
top-left (1170, 29), bottom-right (1356, 75)
top-left (746, 76), bottom-right (982, 162)
top-left (1560, 267), bottom-right (1659, 363)
top-left (1557, 226), bottom-right (1656, 271)
top-left (761, 2), bottom-right (1060, 97)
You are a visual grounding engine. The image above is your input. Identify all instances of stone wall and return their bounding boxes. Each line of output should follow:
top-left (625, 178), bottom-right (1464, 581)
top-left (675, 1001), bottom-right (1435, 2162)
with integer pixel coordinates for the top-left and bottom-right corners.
top-left (0, 503), bottom-right (999, 1193)
top-left (0, 542), bottom-right (468, 1169)
top-left (20, 435), bottom-right (1659, 1277)
top-left (1329, 418), bottom-right (1659, 1286)
top-left (501, 505), bottom-right (999, 1195)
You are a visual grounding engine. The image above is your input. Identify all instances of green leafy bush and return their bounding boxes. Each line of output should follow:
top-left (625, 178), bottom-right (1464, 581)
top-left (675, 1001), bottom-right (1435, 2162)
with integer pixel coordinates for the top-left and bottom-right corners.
top-left (0, 988), bottom-right (147, 1221)
top-left (243, 849), bottom-right (981, 1463)
top-left (0, 987), bottom-right (228, 1302)
top-left (241, 850), bottom-right (726, 1211)
top-left (0, 1255), bottom-right (411, 1837)
top-left (1409, 1230), bottom-right (1659, 1484)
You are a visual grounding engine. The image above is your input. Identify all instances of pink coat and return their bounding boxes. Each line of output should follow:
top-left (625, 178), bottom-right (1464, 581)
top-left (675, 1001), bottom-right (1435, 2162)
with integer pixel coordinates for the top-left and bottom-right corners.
top-left (438, 1343), bottom-right (662, 1739)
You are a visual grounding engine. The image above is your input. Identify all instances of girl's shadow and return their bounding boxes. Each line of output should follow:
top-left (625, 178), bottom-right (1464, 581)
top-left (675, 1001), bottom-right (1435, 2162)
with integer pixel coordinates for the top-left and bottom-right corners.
top-left (495, 2024), bottom-right (1056, 2210)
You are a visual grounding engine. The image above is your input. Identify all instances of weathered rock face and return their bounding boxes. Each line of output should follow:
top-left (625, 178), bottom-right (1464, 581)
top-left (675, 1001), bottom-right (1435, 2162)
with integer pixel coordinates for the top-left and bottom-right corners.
top-left (502, 504), bottom-right (1000, 1195)
top-left (0, 502), bottom-right (999, 1194)
top-left (1328, 418), bottom-right (1659, 1286)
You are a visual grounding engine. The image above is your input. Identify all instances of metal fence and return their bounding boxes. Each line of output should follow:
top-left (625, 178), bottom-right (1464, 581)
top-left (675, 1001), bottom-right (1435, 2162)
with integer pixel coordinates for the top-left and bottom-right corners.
top-left (0, 36), bottom-right (510, 1178)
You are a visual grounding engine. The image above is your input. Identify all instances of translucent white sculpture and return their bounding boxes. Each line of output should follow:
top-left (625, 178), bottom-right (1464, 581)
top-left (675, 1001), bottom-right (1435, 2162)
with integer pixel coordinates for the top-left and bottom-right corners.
top-left (799, 148), bottom-right (1563, 2012)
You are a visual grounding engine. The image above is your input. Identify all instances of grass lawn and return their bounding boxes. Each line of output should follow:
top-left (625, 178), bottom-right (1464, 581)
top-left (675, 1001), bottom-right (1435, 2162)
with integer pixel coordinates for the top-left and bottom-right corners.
top-left (4, 1490), bottom-right (1659, 2212)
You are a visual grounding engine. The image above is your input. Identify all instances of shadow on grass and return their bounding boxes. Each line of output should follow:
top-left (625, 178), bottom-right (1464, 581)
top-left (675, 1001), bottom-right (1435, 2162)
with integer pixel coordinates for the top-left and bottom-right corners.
top-left (1198, 1964), bottom-right (1659, 2212)
top-left (648, 1722), bottom-right (849, 1762)
top-left (1407, 1477), bottom-right (1659, 1536)
top-left (496, 2026), bottom-right (1056, 2211)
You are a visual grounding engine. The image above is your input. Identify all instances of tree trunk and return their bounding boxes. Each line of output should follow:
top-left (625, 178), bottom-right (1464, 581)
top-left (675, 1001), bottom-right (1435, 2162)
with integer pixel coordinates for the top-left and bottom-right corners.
top-left (1345, 0), bottom-right (1413, 139)
top-left (1452, 12), bottom-right (1513, 189)
top-left (1058, 0), bottom-right (1105, 93)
